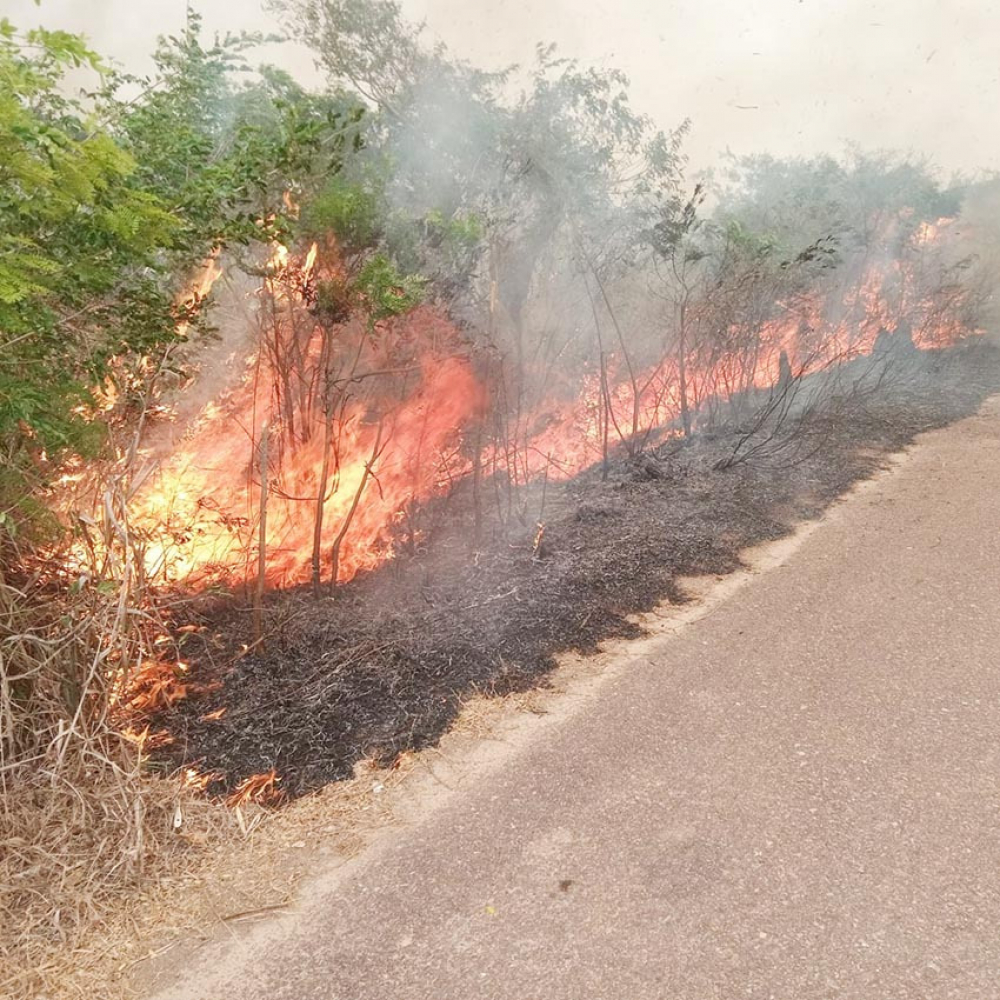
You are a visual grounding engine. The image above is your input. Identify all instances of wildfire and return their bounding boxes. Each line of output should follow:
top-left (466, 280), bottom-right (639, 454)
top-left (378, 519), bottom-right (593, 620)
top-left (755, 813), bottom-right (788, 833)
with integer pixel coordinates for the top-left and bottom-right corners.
top-left (182, 767), bottom-right (223, 792)
top-left (78, 212), bottom-right (979, 810)
top-left (176, 253), bottom-right (224, 339)
top-left (90, 218), bottom-right (973, 594)
top-left (502, 244), bottom-right (972, 482)
top-left (126, 240), bottom-right (486, 589)
top-left (131, 331), bottom-right (483, 586)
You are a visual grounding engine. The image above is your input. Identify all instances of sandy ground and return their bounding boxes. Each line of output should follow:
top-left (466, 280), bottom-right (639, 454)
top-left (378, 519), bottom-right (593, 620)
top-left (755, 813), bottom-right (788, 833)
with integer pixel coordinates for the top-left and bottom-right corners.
top-left (135, 397), bottom-right (1000, 998)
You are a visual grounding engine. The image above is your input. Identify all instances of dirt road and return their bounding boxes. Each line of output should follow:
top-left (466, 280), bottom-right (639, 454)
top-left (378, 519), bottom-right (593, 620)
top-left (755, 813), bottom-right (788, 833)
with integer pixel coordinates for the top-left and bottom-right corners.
top-left (154, 398), bottom-right (1000, 999)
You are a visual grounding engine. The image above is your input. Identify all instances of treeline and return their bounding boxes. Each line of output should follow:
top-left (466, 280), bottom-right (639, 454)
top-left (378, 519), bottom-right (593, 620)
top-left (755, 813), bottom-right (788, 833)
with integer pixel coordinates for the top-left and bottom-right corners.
top-left (2, 0), bottom-right (993, 536)
top-left (2, 2), bottom-right (992, 562)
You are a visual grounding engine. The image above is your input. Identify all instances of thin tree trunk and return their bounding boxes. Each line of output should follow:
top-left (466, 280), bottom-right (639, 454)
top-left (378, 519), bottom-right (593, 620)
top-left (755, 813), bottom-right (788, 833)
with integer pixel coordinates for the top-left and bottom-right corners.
top-left (329, 422), bottom-right (384, 590)
top-left (587, 259), bottom-right (640, 455)
top-left (471, 418), bottom-right (483, 548)
top-left (253, 424), bottom-right (270, 644)
top-left (599, 351), bottom-right (610, 481)
top-left (311, 413), bottom-right (334, 598)
top-left (678, 299), bottom-right (692, 439)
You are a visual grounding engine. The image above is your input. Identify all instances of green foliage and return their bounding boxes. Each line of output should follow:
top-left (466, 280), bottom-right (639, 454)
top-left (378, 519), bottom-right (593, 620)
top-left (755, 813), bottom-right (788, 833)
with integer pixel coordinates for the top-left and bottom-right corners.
top-left (313, 276), bottom-right (355, 325)
top-left (116, 10), bottom-right (339, 258)
top-left (423, 209), bottom-right (482, 247)
top-left (716, 149), bottom-right (955, 254)
top-left (647, 183), bottom-right (707, 260)
top-left (354, 254), bottom-right (425, 324)
top-left (300, 176), bottom-right (381, 253)
top-left (279, 0), bottom-right (688, 317)
top-left (269, 0), bottom-right (424, 111)
top-left (0, 20), bottom-right (181, 477)
top-left (0, 13), bottom-right (351, 552)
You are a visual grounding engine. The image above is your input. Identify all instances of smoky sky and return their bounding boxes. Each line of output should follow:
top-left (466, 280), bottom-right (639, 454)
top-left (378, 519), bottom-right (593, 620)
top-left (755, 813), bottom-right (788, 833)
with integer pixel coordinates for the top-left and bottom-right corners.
top-left (7, 0), bottom-right (1000, 177)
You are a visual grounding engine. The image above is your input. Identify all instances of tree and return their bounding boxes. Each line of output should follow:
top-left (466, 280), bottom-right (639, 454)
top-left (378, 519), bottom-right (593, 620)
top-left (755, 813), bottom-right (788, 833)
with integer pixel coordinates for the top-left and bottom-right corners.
top-left (0, 20), bottom-right (182, 542)
top-left (0, 12), bottom-right (365, 560)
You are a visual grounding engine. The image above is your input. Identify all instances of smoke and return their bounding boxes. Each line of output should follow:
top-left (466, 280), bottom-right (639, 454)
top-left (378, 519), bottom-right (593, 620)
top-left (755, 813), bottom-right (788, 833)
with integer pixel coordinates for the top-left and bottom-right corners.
top-left (955, 185), bottom-right (1000, 339)
top-left (407, 0), bottom-right (1000, 180)
top-left (7, 0), bottom-right (1000, 176)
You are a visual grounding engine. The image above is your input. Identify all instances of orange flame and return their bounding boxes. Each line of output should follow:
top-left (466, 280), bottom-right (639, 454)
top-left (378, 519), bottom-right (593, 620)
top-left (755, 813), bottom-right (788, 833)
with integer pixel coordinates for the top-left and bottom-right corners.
top-left (130, 263), bottom-right (485, 588)
top-left (113, 221), bottom-right (973, 591)
top-left (176, 253), bottom-right (224, 339)
top-left (226, 769), bottom-right (284, 807)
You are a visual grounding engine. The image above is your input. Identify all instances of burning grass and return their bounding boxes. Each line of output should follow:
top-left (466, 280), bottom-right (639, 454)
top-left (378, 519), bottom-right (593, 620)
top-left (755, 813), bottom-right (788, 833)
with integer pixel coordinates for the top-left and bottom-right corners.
top-left (94, 211), bottom-right (974, 601)
top-left (147, 341), bottom-right (1000, 799)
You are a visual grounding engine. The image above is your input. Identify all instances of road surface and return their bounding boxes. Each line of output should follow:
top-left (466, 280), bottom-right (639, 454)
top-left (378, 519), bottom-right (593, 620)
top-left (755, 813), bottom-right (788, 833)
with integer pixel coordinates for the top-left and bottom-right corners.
top-left (155, 399), bottom-right (1000, 1000)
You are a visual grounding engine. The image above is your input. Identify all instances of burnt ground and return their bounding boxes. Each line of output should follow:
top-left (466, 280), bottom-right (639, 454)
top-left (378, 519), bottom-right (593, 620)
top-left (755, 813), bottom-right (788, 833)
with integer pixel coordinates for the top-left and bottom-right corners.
top-left (147, 340), bottom-right (1000, 799)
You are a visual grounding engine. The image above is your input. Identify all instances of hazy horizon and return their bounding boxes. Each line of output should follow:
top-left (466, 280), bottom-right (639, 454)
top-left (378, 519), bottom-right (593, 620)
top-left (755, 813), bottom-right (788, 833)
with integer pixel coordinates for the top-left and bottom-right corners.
top-left (6, 0), bottom-right (999, 179)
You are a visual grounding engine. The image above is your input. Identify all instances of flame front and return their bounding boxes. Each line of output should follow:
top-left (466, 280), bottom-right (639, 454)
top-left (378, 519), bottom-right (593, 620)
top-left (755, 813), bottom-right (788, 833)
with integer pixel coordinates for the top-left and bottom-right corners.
top-left (133, 301), bottom-right (484, 587)
top-left (118, 218), bottom-right (973, 591)
top-left (502, 223), bottom-right (971, 482)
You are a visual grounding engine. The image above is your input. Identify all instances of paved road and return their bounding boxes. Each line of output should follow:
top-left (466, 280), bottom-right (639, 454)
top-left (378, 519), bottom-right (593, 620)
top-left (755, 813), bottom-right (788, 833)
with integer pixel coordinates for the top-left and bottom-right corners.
top-left (158, 401), bottom-right (1000, 1000)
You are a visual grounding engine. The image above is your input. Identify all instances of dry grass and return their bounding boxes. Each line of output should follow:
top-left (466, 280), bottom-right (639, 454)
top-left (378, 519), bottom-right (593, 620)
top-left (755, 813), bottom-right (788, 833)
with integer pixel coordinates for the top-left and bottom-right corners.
top-left (0, 477), bottom-right (233, 1000)
top-left (0, 743), bottom-right (231, 999)
top-left (58, 756), bottom-right (409, 1000)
